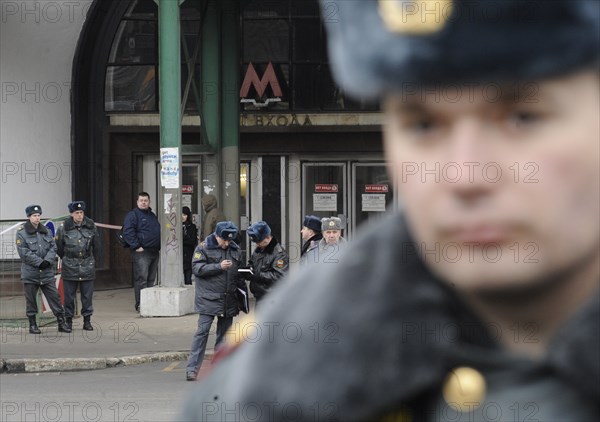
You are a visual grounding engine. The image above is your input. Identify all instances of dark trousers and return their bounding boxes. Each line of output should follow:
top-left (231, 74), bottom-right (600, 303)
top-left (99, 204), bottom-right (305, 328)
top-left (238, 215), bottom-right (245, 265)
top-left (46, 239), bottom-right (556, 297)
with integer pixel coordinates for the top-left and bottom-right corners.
top-left (24, 282), bottom-right (64, 317)
top-left (186, 314), bottom-right (233, 373)
top-left (132, 249), bottom-right (159, 308)
top-left (63, 279), bottom-right (94, 317)
top-left (183, 268), bottom-right (192, 285)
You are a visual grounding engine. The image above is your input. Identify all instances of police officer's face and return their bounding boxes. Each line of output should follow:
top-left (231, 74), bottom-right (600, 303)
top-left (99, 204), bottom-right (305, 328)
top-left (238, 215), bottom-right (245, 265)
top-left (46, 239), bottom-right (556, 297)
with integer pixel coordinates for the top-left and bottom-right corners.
top-left (215, 235), bottom-right (230, 249)
top-left (383, 70), bottom-right (600, 293)
top-left (28, 213), bottom-right (41, 226)
top-left (301, 226), bottom-right (315, 241)
top-left (137, 195), bottom-right (150, 210)
top-left (71, 210), bottom-right (84, 225)
top-left (324, 230), bottom-right (341, 245)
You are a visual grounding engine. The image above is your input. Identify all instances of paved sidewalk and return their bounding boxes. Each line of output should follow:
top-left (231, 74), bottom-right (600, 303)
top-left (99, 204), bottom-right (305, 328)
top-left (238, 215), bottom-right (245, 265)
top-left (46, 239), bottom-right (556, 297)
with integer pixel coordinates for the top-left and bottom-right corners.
top-left (0, 288), bottom-right (225, 374)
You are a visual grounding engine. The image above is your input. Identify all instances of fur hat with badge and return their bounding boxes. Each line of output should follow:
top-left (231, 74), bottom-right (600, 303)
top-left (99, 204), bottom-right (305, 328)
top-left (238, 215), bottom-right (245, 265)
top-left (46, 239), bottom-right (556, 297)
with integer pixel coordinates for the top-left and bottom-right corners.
top-left (215, 221), bottom-right (238, 240)
top-left (25, 205), bottom-right (43, 217)
top-left (321, 217), bottom-right (343, 231)
top-left (247, 221), bottom-right (272, 243)
top-left (68, 201), bottom-right (86, 213)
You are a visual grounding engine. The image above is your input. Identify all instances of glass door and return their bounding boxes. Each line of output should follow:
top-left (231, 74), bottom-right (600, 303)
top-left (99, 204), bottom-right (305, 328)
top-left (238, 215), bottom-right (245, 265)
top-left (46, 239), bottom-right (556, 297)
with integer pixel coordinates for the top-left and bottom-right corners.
top-left (351, 163), bottom-right (394, 234)
top-left (302, 162), bottom-right (347, 232)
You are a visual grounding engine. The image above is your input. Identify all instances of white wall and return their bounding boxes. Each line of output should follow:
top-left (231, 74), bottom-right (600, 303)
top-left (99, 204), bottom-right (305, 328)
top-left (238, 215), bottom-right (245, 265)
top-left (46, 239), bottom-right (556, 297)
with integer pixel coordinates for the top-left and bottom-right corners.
top-left (0, 1), bottom-right (92, 221)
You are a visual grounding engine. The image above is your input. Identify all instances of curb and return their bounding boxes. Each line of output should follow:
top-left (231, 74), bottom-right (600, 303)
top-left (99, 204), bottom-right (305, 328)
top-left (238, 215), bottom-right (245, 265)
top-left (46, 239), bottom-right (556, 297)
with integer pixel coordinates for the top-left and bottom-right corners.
top-left (1, 351), bottom-right (195, 374)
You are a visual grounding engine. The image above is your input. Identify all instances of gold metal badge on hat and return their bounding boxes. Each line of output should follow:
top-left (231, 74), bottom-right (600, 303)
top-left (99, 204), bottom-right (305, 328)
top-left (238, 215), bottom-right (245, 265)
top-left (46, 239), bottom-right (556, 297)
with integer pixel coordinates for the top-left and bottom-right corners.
top-left (379, 0), bottom-right (453, 35)
top-left (329, 221), bottom-right (335, 227)
top-left (442, 367), bottom-right (486, 412)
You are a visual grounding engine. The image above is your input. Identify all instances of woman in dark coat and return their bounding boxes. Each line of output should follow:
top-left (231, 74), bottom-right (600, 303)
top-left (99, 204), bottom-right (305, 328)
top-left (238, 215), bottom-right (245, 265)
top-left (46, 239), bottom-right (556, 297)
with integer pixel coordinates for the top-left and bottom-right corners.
top-left (182, 206), bottom-right (198, 285)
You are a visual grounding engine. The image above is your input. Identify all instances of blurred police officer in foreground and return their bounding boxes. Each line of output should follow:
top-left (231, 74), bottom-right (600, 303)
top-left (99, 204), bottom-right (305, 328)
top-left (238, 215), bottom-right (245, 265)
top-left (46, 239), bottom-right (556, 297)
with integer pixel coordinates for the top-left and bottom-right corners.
top-left (182, 1), bottom-right (599, 420)
top-left (56, 201), bottom-right (100, 331)
top-left (16, 205), bottom-right (71, 334)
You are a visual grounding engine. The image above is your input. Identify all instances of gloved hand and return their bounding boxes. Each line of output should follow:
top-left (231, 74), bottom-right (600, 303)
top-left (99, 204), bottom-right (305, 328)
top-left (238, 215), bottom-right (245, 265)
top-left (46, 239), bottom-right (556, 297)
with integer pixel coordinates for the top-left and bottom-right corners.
top-left (38, 260), bottom-right (51, 270)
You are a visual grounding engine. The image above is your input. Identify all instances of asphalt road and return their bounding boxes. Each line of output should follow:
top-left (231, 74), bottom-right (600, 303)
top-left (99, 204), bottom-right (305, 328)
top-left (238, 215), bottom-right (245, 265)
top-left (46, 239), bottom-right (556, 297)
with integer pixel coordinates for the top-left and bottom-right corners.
top-left (0, 361), bottom-right (200, 422)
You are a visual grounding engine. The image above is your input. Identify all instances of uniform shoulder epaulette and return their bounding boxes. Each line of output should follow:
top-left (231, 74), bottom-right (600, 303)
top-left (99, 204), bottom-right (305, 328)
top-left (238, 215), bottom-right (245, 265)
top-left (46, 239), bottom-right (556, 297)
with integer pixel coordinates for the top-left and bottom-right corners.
top-left (200, 241), bottom-right (206, 248)
top-left (17, 226), bottom-right (23, 231)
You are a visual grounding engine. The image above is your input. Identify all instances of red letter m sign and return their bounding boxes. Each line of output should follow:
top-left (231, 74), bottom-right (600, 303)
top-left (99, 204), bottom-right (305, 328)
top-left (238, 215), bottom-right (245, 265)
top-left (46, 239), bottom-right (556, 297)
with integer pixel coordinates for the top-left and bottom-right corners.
top-left (240, 62), bottom-right (283, 98)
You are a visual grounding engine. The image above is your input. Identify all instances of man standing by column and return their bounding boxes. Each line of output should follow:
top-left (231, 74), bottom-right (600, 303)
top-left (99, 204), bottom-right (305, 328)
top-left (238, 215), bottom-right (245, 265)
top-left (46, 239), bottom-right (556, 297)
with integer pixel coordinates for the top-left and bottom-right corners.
top-left (56, 201), bottom-right (100, 331)
top-left (123, 192), bottom-right (161, 312)
top-left (16, 205), bottom-right (71, 334)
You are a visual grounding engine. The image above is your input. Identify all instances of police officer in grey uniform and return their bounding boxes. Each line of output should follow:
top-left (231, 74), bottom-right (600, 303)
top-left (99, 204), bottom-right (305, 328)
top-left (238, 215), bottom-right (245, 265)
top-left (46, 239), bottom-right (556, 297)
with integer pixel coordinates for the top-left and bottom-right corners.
top-left (56, 201), bottom-right (100, 331)
top-left (181, 1), bottom-right (599, 420)
top-left (16, 205), bottom-right (71, 334)
top-left (185, 221), bottom-right (246, 381)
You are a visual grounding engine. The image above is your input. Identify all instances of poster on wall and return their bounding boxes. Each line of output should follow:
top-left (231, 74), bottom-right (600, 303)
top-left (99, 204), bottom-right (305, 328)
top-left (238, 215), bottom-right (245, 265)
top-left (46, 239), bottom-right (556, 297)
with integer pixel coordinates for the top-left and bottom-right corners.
top-left (361, 194), bottom-right (386, 212)
top-left (160, 147), bottom-right (179, 189)
top-left (362, 185), bottom-right (388, 212)
top-left (314, 194), bottom-right (337, 211)
top-left (313, 184), bottom-right (338, 211)
top-left (182, 194), bottom-right (192, 210)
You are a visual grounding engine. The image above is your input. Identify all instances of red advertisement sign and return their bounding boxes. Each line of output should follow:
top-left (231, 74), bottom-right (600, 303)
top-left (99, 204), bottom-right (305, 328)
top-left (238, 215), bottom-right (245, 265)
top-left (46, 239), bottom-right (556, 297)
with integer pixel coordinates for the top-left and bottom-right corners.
top-left (182, 185), bottom-right (194, 194)
top-left (365, 184), bottom-right (389, 193)
top-left (315, 184), bottom-right (339, 193)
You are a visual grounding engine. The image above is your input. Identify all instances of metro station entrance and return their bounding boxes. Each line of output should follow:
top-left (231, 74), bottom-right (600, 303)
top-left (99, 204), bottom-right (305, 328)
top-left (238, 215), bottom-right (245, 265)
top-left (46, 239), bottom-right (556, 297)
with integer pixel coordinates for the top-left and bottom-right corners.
top-left (301, 161), bottom-right (394, 240)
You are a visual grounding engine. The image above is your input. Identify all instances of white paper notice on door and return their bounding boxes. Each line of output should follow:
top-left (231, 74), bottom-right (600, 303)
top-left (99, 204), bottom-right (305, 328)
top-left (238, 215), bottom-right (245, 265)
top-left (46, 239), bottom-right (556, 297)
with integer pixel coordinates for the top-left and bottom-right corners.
top-left (313, 193), bottom-right (337, 211)
top-left (362, 194), bottom-right (386, 212)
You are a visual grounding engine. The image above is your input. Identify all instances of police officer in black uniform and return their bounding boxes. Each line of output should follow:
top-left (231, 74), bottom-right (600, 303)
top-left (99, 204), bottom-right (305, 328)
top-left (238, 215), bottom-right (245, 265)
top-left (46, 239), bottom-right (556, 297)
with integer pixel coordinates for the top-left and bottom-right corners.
top-left (16, 205), bottom-right (71, 334)
top-left (56, 201), bottom-right (100, 331)
top-left (181, 1), bottom-right (599, 420)
top-left (243, 221), bottom-right (289, 305)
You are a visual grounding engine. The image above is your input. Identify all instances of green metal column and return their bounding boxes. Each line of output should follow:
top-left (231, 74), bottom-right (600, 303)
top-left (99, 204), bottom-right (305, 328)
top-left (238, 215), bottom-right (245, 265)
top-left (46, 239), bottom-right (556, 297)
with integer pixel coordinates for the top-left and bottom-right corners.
top-left (158, 0), bottom-right (183, 288)
top-left (201, 0), bottom-right (222, 205)
top-left (221, 0), bottom-right (240, 226)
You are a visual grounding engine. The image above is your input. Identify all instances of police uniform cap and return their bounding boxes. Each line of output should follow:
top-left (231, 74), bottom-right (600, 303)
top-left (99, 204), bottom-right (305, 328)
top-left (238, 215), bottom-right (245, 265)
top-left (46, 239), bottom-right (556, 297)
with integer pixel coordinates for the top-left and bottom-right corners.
top-left (319, 0), bottom-right (600, 99)
top-left (247, 221), bottom-right (272, 243)
top-left (25, 205), bottom-right (42, 216)
top-left (303, 215), bottom-right (322, 233)
top-left (68, 201), bottom-right (86, 213)
top-left (215, 221), bottom-right (238, 240)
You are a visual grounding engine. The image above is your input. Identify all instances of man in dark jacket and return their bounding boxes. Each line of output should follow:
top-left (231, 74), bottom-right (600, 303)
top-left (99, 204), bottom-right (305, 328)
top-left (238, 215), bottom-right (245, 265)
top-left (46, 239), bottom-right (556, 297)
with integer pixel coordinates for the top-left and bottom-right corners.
top-left (243, 221), bottom-right (289, 304)
top-left (122, 192), bottom-right (160, 312)
top-left (300, 215), bottom-right (323, 259)
top-left (56, 201), bottom-right (100, 331)
top-left (182, 206), bottom-right (198, 285)
top-left (185, 221), bottom-right (246, 381)
top-left (15, 205), bottom-right (71, 334)
top-left (181, 1), bottom-right (600, 420)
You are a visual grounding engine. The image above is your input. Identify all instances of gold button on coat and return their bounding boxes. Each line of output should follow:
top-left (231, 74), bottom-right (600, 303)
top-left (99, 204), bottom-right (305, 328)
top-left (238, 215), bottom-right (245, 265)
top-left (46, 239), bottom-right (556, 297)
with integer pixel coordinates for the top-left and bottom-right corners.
top-left (442, 367), bottom-right (486, 412)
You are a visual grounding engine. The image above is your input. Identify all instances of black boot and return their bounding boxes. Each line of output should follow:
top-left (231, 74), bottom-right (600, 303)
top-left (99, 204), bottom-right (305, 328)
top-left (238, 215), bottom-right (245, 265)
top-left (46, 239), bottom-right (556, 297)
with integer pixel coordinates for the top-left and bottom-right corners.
top-left (83, 315), bottom-right (93, 331)
top-left (65, 317), bottom-right (73, 331)
top-left (28, 316), bottom-right (41, 334)
top-left (57, 316), bottom-right (72, 333)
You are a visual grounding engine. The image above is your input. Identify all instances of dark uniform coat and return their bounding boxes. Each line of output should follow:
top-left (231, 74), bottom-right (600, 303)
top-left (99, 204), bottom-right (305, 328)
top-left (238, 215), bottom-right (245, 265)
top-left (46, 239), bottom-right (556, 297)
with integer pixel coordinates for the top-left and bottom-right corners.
top-left (56, 216), bottom-right (100, 281)
top-left (192, 234), bottom-right (244, 317)
top-left (15, 222), bottom-right (57, 285)
top-left (247, 236), bottom-right (289, 300)
top-left (181, 213), bottom-right (599, 421)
